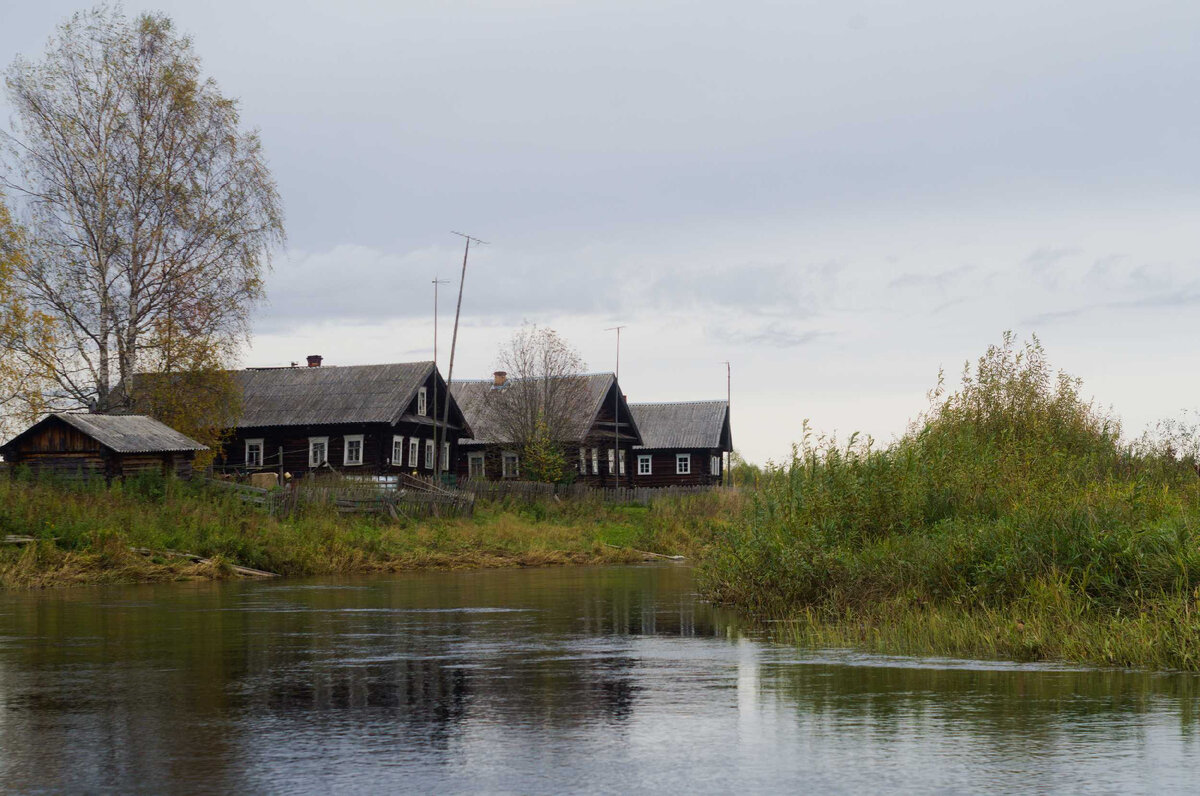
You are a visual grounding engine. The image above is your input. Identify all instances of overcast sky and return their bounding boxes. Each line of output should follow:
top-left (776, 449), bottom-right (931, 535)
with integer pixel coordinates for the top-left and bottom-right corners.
top-left (4, 1), bottom-right (1199, 463)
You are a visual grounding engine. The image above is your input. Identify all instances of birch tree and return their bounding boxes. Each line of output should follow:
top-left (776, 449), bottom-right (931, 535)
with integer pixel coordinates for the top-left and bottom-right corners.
top-left (1, 6), bottom-right (284, 412)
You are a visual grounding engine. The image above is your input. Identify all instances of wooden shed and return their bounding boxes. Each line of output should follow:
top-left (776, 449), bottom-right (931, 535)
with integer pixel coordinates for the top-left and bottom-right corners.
top-left (0, 413), bottom-right (208, 481)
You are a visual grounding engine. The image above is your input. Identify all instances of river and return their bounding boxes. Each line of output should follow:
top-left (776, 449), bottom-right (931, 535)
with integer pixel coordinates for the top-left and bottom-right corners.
top-left (1, 564), bottom-right (1198, 794)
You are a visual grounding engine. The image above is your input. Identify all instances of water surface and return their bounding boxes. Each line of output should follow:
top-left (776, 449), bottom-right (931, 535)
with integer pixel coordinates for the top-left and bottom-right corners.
top-left (1, 565), bottom-right (1198, 794)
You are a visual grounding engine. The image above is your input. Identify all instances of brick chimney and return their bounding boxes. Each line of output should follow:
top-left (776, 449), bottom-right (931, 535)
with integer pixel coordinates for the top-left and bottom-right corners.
top-left (307, 354), bottom-right (323, 368)
top-left (492, 370), bottom-right (507, 387)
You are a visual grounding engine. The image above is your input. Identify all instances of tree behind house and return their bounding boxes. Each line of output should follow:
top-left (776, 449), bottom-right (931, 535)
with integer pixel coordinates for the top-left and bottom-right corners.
top-left (487, 325), bottom-right (593, 482)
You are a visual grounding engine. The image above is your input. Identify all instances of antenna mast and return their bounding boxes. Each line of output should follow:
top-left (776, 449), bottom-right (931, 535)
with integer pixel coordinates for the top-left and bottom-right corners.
top-left (606, 325), bottom-right (626, 486)
top-left (439, 231), bottom-right (487, 485)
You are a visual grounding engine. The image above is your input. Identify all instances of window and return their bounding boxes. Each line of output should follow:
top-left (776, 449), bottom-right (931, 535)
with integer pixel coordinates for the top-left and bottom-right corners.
top-left (408, 437), bottom-right (419, 468)
top-left (711, 455), bottom-right (721, 476)
top-left (502, 451), bottom-right (519, 478)
top-left (417, 386), bottom-right (428, 416)
top-left (424, 439), bottom-right (434, 469)
top-left (676, 453), bottom-right (691, 475)
top-left (619, 450), bottom-right (626, 475)
top-left (391, 436), bottom-right (405, 467)
top-left (608, 448), bottom-right (616, 474)
top-left (638, 454), bottom-right (652, 476)
top-left (468, 453), bottom-right (486, 479)
top-left (344, 435), bottom-right (364, 466)
top-left (591, 448), bottom-right (599, 475)
top-left (579, 448), bottom-right (586, 474)
top-left (245, 438), bottom-right (264, 468)
top-left (441, 441), bottom-right (451, 469)
top-left (309, 437), bottom-right (329, 468)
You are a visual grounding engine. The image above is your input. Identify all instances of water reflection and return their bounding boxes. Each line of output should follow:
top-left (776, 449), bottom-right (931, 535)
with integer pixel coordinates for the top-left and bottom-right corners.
top-left (1, 565), bottom-right (1198, 793)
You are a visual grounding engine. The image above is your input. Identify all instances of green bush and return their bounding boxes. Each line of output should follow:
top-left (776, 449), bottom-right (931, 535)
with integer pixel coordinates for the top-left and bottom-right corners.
top-left (702, 333), bottom-right (1200, 628)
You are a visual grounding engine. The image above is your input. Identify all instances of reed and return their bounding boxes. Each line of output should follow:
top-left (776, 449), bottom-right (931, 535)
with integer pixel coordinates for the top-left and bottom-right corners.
top-left (700, 333), bottom-right (1200, 669)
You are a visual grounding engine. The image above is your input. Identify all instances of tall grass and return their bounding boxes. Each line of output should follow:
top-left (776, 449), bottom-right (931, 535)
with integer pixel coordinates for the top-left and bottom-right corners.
top-left (0, 471), bottom-right (728, 588)
top-left (700, 333), bottom-right (1200, 668)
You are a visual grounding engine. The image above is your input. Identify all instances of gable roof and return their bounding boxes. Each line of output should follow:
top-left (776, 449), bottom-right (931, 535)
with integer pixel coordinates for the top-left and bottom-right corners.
top-left (451, 373), bottom-right (636, 445)
top-left (232, 362), bottom-right (441, 428)
top-left (630, 400), bottom-right (732, 451)
top-left (5, 413), bottom-right (208, 454)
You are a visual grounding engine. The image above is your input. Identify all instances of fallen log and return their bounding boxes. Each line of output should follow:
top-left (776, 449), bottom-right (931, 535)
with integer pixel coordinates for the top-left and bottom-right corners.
top-left (602, 542), bottom-right (686, 562)
top-left (129, 547), bottom-right (279, 578)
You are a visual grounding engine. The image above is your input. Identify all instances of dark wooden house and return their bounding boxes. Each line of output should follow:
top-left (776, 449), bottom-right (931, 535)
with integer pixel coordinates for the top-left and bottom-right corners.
top-left (628, 401), bottom-right (732, 487)
top-left (220, 358), bottom-right (471, 480)
top-left (451, 372), bottom-right (643, 486)
top-left (0, 413), bottom-right (207, 480)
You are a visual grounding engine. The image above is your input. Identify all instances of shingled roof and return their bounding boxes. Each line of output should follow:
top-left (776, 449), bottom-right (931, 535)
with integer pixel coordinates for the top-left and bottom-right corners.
top-left (630, 401), bottom-right (732, 451)
top-left (31, 413), bottom-right (207, 453)
top-left (452, 373), bottom-right (633, 445)
top-left (232, 362), bottom-right (439, 428)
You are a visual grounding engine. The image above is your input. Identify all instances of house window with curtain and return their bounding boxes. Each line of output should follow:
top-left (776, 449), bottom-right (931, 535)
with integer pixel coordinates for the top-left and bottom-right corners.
top-left (417, 387), bottom-right (428, 416)
top-left (468, 453), bottom-right (485, 479)
top-left (424, 439), bottom-right (434, 469)
top-left (344, 435), bottom-right (364, 466)
top-left (502, 452), bottom-right (519, 478)
top-left (309, 437), bottom-right (329, 468)
top-left (408, 437), bottom-right (419, 467)
top-left (245, 439), bottom-right (264, 468)
top-left (391, 436), bottom-right (405, 466)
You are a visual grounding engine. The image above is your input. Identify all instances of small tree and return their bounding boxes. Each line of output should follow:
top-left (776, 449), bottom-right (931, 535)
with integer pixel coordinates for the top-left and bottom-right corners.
top-left (486, 325), bottom-right (594, 459)
top-left (522, 416), bottom-right (570, 483)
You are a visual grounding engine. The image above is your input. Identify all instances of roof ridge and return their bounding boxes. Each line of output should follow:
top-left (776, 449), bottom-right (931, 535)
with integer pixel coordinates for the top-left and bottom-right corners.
top-left (630, 399), bottom-right (727, 406)
top-left (243, 359), bottom-right (434, 372)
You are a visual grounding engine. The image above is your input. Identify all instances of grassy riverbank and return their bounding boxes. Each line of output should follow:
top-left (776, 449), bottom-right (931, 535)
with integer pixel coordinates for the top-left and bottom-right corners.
top-left (0, 474), bottom-right (732, 589)
top-left (698, 334), bottom-right (1200, 670)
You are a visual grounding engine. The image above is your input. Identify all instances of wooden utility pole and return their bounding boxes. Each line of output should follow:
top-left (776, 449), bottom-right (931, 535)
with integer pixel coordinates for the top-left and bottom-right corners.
top-left (440, 232), bottom-right (487, 486)
top-left (606, 325), bottom-right (626, 486)
top-left (721, 360), bottom-right (731, 487)
top-left (431, 278), bottom-right (449, 480)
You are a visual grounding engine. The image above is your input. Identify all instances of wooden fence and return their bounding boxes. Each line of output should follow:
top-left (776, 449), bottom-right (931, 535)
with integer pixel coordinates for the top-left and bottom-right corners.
top-left (203, 477), bottom-right (475, 519)
top-left (458, 479), bottom-right (729, 506)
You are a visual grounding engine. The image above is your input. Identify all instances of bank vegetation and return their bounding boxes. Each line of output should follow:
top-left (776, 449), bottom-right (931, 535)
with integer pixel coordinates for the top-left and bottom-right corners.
top-left (698, 333), bottom-right (1200, 670)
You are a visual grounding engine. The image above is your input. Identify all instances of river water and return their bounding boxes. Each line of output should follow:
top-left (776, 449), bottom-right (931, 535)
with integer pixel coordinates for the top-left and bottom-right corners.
top-left (1, 564), bottom-right (1198, 794)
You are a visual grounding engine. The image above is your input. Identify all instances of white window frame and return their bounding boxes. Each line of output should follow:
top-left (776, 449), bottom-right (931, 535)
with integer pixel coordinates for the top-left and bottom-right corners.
top-left (424, 438), bottom-right (434, 469)
top-left (676, 453), bottom-right (691, 475)
top-left (408, 437), bottom-right (419, 468)
top-left (343, 434), bottom-right (364, 467)
top-left (245, 438), bottom-right (264, 469)
top-left (608, 448), bottom-right (616, 474)
top-left (638, 454), bottom-right (652, 476)
top-left (579, 447), bottom-right (586, 474)
top-left (619, 449), bottom-right (626, 475)
top-left (309, 436), bottom-right (329, 468)
top-left (417, 386), bottom-right (428, 416)
top-left (442, 441), bottom-right (451, 469)
top-left (711, 455), bottom-right (721, 475)
top-left (502, 451), bottom-right (519, 479)
top-left (391, 435), bottom-right (405, 467)
top-left (591, 448), bottom-right (599, 475)
top-left (468, 452), bottom-right (486, 479)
